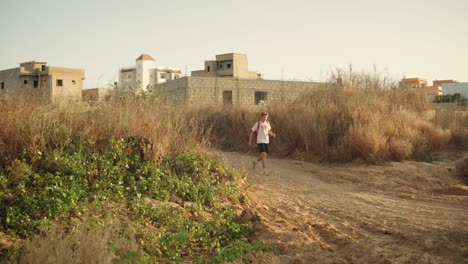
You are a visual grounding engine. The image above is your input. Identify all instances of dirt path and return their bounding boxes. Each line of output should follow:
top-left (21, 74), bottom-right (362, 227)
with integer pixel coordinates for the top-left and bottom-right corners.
top-left (222, 152), bottom-right (468, 264)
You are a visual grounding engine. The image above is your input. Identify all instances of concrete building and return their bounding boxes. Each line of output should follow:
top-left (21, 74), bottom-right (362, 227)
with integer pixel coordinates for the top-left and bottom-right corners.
top-left (443, 82), bottom-right (468, 99)
top-left (0, 61), bottom-right (85, 101)
top-left (118, 54), bottom-right (181, 91)
top-left (191, 53), bottom-right (261, 79)
top-left (155, 76), bottom-right (336, 107)
top-left (399, 78), bottom-right (428, 89)
top-left (399, 77), bottom-right (449, 100)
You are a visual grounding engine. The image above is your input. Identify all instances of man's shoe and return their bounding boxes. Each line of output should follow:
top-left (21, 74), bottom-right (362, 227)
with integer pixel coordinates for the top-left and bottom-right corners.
top-left (263, 169), bottom-right (270, 175)
top-left (252, 160), bottom-right (257, 169)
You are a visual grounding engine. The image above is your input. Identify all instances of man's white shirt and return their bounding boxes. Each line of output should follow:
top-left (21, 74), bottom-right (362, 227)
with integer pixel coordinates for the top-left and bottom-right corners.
top-left (252, 121), bottom-right (271, 144)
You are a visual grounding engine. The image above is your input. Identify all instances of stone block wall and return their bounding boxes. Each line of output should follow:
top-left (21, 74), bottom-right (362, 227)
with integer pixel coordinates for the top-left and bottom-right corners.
top-left (155, 76), bottom-right (334, 107)
top-left (155, 77), bottom-right (189, 105)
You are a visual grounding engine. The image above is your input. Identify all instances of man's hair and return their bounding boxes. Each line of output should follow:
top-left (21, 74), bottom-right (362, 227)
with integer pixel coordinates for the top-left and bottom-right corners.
top-left (261, 112), bottom-right (268, 117)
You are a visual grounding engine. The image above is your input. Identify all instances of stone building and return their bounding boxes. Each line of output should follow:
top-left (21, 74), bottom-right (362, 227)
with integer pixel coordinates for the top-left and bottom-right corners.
top-left (155, 52), bottom-right (337, 107)
top-left (155, 76), bottom-right (334, 107)
top-left (191, 53), bottom-right (261, 79)
top-left (119, 54), bottom-right (181, 92)
top-left (0, 61), bottom-right (84, 101)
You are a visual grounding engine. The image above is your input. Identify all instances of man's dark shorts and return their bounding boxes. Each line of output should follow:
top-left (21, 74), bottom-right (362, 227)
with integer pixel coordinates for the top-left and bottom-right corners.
top-left (257, 143), bottom-right (269, 153)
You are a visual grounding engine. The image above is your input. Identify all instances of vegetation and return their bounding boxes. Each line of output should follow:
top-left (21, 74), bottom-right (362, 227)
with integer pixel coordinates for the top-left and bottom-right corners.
top-left (433, 93), bottom-right (464, 104)
top-left (1, 70), bottom-right (467, 262)
top-left (204, 70), bottom-right (462, 163)
top-left (0, 93), bottom-right (271, 263)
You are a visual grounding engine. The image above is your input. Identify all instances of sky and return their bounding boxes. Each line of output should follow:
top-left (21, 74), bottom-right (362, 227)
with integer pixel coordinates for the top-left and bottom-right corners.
top-left (1, 0), bottom-right (467, 88)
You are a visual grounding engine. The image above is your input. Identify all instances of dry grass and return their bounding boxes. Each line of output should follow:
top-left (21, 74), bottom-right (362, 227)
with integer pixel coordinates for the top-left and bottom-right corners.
top-left (7, 221), bottom-right (139, 264)
top-left (0, 93), bottom-right (212, 168)
top-left (204, 79), bottom-right (453, 163)
top-left (432, 107), bottom-right (468, 149)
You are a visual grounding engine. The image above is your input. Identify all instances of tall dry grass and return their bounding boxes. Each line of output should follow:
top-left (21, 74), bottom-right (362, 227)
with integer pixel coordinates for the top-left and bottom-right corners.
top-left (7, 221), bottom-right (139, 264)
top-left (0, 93), bottom-right (211, 168)
top-left (203, 73), bottom-right (453, 163)
top-left (432, 106), bottom-right (468, 149)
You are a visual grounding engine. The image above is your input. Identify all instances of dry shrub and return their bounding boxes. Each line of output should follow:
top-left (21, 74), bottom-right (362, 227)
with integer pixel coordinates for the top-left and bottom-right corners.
top-left (432, 107), bottom-right (468, 148)
top-left (9, 222), bottom-right (138, 264)
top-left (203, 74), bottom-right (453, 163)
top-left (0, 93), bottom-right (211, 167)
top-left (454, 154), bottom-right (468, 185)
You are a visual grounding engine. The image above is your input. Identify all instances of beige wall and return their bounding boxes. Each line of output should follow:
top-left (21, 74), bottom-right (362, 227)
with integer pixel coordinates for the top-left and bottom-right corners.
top-left (48, 67), bottom-right (84, 101)
top-left (156, 76), bottom-right (333, 107)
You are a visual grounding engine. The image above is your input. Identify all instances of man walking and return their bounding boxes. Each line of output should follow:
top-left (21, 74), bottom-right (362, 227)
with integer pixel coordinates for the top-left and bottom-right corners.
top-left (249, 112), bottom-right (276, 175)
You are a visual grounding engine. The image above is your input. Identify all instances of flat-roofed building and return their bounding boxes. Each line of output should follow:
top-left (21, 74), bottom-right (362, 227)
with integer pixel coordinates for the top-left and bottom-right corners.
top-left (191, 53), bottom-right (261, 79)
top-left (0, 61), bottom-right (85, 101)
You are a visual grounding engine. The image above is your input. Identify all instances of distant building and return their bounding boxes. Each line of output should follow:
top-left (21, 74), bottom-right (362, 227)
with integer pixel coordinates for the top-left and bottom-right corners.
top-left (155, 52), bottom-right (338, 107)
top-left (399, 78), bottom-right (428, 89)
top-left (191, 53), bottom-right (261, 79)
top-left (0, 61), bottom-right (85, 101)
top-left (399, 77), bottom-right (454, 100)
top-left (118, 54), bottom-right (181, 91)
top-left (443, 82), bottom-right (468, 99)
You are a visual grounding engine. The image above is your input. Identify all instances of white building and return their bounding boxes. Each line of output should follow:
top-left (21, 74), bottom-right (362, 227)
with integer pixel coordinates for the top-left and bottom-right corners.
top-left (118, 54), bottom-right (181, 91)
top-left (442, 82), bottom-right (468, 99)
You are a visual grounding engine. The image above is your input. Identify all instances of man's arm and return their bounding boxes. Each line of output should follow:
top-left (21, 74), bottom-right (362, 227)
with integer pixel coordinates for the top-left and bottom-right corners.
top-left (249, 131), bottom-right (254, 146)
top-left (268, 130), bottom-right (276, 138)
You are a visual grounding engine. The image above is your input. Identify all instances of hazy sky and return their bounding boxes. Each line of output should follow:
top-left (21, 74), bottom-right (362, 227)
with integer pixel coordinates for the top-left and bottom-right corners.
top-left (1, 0), bottom-right (467, 88)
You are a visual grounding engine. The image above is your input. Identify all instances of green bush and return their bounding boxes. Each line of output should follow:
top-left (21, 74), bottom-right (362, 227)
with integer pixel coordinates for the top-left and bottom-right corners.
top-left (0, 133), bottom-right (269, 262)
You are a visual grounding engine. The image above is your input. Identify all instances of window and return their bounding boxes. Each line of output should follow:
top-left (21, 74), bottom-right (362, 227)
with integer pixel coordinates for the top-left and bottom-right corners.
top-left (24, 80), bottom-right (28, 85)
top-left (227, 63), bottom-right (232, 69)
top-left (207, 66), bottom-right (210, 72)
top-left (33, 81), bottom-right (38, 88)
top-left (1, 82), bottom-right (4, 90)
top-left (57, 79), bottom-right (63, 86)
top-left (223, 90), bottom-right (233, 105)
top-left (255, 91), bottom-right (267, 105)
top-left (174, 75), bottom-right (179, 79)
top-left (41, 65), bottom-right (46, 71)
top-left (219, 64), bottom-right (222, 69)
top-left (127, 75), bottom-right (131, 79)
top-left (160, 74), bottom-right (165, 79)
top-left (72, 80), bottom-right (76, 85)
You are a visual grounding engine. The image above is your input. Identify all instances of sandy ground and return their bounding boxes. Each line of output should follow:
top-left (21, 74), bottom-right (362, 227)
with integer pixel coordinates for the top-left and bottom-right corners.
top-left (222, 152), bottom-right (468, 264)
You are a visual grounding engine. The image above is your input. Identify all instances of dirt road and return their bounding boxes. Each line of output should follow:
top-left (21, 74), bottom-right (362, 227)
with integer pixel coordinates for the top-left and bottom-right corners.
top-left (222, 152), bottom-right (468, 264)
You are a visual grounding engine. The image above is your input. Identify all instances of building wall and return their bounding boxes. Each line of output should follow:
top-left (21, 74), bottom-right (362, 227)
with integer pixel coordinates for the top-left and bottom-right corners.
top-left (137, 60), bottom-right (156, 90)
top-left (156, 76), bottom-right (332, 107)
top-left (155, 77), bottom-right (189, 105)
top-left (443, 82), bottom-right (468, 98)
top-left (48, 67), bottom-right (84, 101)
top-left (119, 68), bottom-right (136, 90)
top-left (0, 68), bottom-right (21, 94)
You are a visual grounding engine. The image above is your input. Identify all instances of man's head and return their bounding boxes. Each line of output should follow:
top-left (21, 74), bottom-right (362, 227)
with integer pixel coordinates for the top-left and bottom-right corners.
top-left (261, 112), bottom-right (268, 122)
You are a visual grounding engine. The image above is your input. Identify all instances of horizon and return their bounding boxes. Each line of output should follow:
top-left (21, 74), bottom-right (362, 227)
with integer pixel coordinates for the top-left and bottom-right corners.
top-left (1, 0), bottom-right (467, 88)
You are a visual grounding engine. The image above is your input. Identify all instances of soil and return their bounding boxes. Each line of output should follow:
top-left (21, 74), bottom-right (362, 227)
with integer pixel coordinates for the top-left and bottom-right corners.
top-left (222, 151), bottom-right (468, 264)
